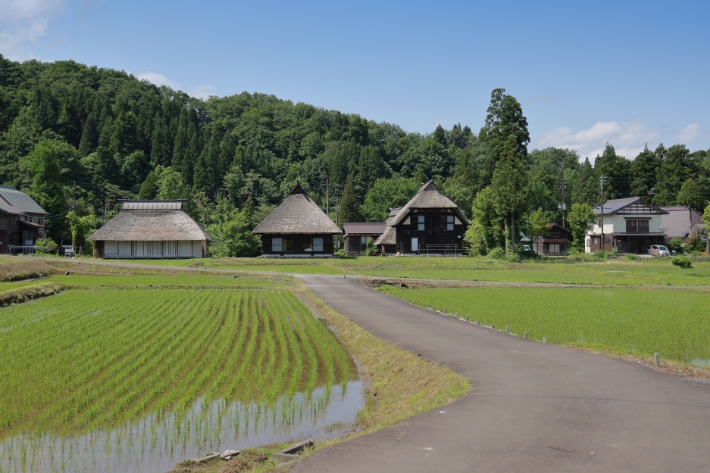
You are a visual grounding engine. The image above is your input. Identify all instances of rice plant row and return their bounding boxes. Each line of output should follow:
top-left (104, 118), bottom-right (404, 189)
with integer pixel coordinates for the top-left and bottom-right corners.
top-left (0, 287), bottom-right (356, 442)
top-left (380, 286), bottom-right (710, 363)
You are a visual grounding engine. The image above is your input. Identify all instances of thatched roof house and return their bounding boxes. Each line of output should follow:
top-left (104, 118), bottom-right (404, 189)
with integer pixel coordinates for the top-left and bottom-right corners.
top-left (253, 184), bottom-right (342, 257)
top-left (374, 180), bottom-right (470, 255)
top-left (89, 200), bottom-right (212, 259)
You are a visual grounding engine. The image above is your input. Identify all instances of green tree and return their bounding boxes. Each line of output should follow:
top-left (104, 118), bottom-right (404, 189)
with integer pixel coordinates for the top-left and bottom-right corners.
top-left (339, 175), bottom-right (360, 223)
top-left (471, 186), bottom-right (505, 250)
top-left (702, 203), bottom-right (710, 254)
top-left (567, 203), bottom-right (595, 252)
top-left (654, 144), bottom-right (691, 206)
top-left (66, 211), bottom-right (96, 248)
top-left (595, 143), bottom-right (630, 200)
top-left (630, 145), bottom-right (661, 198)
top-left (139, 169), bottom-right (160, 199)
top-left (528, 208), bottom-right (550, 253)
top-left (676, 178), bottom-right (706, 211)
top-left (480, 89), bottom-right (530, 253)
top-left (221, 211), bottom-right (261, 257)
top-left (25, 140), bottom-right (67, 240)
top-left (361, 176), bottom-right (421, 222)
top-left (156, 166), bottom-right (186, 199)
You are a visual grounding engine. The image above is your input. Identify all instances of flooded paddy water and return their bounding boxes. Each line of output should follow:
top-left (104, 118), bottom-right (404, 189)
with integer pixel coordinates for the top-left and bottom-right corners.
top-left (0, 381), bottom-right (364, 473)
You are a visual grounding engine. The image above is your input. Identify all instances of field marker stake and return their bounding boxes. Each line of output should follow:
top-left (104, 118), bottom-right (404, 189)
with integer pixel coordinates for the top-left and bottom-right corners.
top-left (444, 307), bottom-right (447, 314)
top-left (505, 326), bottom-right (509, 333)
top-left (654, 353), bottom-right (660, 367)
top-left (455, 312), bottom-right (458, 319)
top-left (477, 320), bottom-right (480, 326)
top-left (543, 337), bottom-right (547, 344)
top-left (524, 331), bottom-right (528, 340)
top-left (465, 314), bottom-right (469, 321)
top-left (491, 324), bottom-right (495, 329)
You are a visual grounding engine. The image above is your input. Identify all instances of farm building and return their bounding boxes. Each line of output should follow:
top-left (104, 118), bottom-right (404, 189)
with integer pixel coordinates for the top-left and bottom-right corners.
top-left (343, 222), bottom-right (386, 255)
top-left (253, 184), bottom-right (342, 257)
top-left (532, 223), bottom-right (570, 256)
top-left (585, 197), bottom-right (667, 254)
top-left (0, 186), bottom-right (48, 254)
top-left (88, 200), bottom-right (212, 258)
top-left (374, 180), bottom-right (470, 255)
top-left (660, 206), bottom-right (704, 239)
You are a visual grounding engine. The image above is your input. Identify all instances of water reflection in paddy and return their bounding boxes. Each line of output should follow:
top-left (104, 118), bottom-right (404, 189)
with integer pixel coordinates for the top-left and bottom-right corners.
top-left (0, 381), bottom-right (363, 473)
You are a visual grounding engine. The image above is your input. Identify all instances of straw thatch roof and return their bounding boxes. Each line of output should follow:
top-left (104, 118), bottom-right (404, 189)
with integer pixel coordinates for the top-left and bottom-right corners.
top-left (389, 180), bottom-right (471, 226)
top-left (89, 202), bottom-right (212, 241)
top-left (253, 184), bottom-right (342, 235)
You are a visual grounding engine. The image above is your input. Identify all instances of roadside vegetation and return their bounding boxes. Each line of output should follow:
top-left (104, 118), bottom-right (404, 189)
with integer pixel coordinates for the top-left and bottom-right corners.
top-left (378, 285), bottom-right (710, 366)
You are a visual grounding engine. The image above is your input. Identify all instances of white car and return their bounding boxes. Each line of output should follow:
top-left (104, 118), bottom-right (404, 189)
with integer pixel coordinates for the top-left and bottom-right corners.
top-left (649, 244), bottom-right (670, 257)
top-left (62, 245), bottom-right (76, 257)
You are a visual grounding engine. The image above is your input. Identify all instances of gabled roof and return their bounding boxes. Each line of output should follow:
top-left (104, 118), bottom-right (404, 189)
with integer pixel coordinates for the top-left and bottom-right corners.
top-left (593, 197), bottom-right (667, 216)
top-left (389, 180), bottom-right (471, 226)
top-left (252, 184), bottom-right (342, 235)
top-left (0, 186), bottom-right (47, 215)
top-left (88, 201), bottom-right (212, 241)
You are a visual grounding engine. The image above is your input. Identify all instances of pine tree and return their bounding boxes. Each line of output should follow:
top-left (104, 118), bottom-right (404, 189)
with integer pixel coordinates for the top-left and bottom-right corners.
top-left (654, 144), bottom-right (690, 206)
top-left (630, 145), bottom-right (660, 198)
top-left (339, 175), bottom-right (360, 224)
top-left (78, 112), bottom-right (99, 157)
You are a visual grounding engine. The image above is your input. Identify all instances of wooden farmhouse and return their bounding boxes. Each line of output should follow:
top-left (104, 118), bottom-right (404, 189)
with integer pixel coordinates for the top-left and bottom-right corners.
top-left (343, 222), bottom-right (386, 255)
top-left (253, 184), bottom-right (342, 257)
top-left (88, 200), bottom-right (212, 258)
top-left (0, 186), bottom-right (48, 254)
top-left (374, 180), bottom-right (470, 255)
top-left (585, 197), bottom-right (667, 254)
top-left (533, 223), bottom-right (570, 256)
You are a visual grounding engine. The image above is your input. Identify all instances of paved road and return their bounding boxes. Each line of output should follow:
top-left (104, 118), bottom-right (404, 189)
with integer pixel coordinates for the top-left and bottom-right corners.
top-left (293, 275), bottom-right (710, 473)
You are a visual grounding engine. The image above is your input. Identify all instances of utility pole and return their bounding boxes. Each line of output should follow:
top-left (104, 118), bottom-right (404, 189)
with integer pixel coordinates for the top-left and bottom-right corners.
top-left (600, 176), bottom-right (608, 251)
top-left (335, 184), bottom-right (341, 249)
top-left (72, 181), bottom-right (76, 212)
top-left (321, 178), bottom-right (330, 216)
top-left (559, 177), bottom-right (567, 228)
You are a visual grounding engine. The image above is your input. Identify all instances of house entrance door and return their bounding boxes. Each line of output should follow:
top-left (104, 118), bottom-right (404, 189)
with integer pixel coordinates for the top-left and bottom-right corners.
top-left (629, 238), bottom-right (640, 254)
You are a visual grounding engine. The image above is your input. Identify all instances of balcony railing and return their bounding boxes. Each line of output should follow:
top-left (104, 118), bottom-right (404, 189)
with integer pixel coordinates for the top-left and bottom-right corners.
top-left (20, 215), bottom-right (45, 226)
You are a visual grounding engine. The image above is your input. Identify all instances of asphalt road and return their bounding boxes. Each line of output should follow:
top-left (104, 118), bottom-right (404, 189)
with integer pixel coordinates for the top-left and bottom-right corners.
top-left (293, 275), bottom-right (710, 473)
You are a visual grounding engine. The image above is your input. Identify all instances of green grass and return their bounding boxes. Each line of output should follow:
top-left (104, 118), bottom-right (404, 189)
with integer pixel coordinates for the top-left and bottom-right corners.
top-left (50, 273), bottom-right (282, 288)
top-left (0, 288), bottom-right (355, 440)
top-left (379, 285), bottom-right (710, 364)
top-left (107, 256), bottom-right (710, 286)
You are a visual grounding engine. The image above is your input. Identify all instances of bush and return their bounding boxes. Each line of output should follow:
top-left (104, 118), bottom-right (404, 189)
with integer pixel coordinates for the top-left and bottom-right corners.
top-left (333, 249), bottom-right (349, 258)
top-left (35, 238), bottom-right (57, 255)
top-left (488, 247), bottom-right (505, 260)
top-left (593, 250), bottom-right (610, 259)
top-left (505, 252), bottom-right (522, 263)
top-left (672, 256), bottom-right (692, 268)
top-left (667, 237), bottom-right (683, 254)
top-left (624, 253), bottom-right (637, 261)
top-left (610, 247), bottom-right (618, 257)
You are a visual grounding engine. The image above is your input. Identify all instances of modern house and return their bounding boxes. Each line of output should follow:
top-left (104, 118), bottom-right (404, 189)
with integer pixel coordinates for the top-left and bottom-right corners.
top-left (88, 200), bottom-right (212, 258)
top-left (253, 184), bottom-right (342, 257)
top-left (533, 223), bottom-right (570, 256)
top-left (343, 222), bottom-right (386, 255)
top-left (660, 206), bottom-right (704, 240)
top-left (0, 186), bottom-right (48, 254)
top-left (373, 180), bottom-right (470, 255)
top-left (585, 197), bottom-right (668, 254)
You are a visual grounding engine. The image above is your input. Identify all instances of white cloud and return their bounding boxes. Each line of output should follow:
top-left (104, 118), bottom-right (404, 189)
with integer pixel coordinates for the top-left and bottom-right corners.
top-left (190, 84), bottom-right (215, 100)
top-left (136, 71), bottom-right (181, 90)
top-left (0, 0), bottom-right (67, 60)
top-left (536, 120), bottom-right (658, 161)
top-left (678, 123), bottom-right (699, 142)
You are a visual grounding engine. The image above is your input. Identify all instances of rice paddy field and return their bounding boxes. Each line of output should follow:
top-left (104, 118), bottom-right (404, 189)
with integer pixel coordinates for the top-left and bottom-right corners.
top-left (0, 285), bottom-right (359, 473)
top-left (378, 285), bottom-right (710, 365)
top-left (108, 256), bottom-right (710, 287)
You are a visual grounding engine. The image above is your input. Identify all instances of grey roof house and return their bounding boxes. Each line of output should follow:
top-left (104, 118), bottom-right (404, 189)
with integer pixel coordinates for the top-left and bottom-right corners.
top-left (343, 222), bottom-right (386, 255)
top-left (253, 184), bottom-right (342, 257)
top-left (88, 200), bottom-right (212, 258)
top-left (0, 186), bottom-right (47, 253)
top-left (660, 206), bottom-right (704, 239)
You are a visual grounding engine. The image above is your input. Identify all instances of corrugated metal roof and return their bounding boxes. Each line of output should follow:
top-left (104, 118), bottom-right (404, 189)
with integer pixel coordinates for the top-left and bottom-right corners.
top-left (343, 222), bottom-right (386, 235)
top-left (0, 187), bottom-right (47, 214)
top-left (121, 201), bottom-right (183, 210)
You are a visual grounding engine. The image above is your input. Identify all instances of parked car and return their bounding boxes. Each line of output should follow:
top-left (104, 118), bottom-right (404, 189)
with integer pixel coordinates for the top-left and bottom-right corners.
top-left (649, 244), bottom-right (670, 257)
top-left (62, 245), bottom-right (76, 257)
top-left (522, 245), bottom-right (532, 252)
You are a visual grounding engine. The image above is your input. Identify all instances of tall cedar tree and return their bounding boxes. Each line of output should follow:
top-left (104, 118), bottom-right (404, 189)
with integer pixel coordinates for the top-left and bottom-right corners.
top-left (654, 145), bottom-right (691, 206)
top-left (339, 175), bottom-right (360, 224)
top-left (629, 145), bottom-right (661, 198)
top-left (480, 89), bottom-right (530, 253)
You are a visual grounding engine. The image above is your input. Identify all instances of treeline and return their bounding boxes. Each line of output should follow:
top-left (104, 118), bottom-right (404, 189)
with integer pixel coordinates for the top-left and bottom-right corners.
top-left (0, 56), bottom-right (708, 251)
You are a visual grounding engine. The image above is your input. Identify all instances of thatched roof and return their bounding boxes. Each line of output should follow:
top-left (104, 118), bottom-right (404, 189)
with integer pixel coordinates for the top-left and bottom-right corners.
top-left (390, 181), bottom-right (471, 226)
top-left (373, 226), bottom-right (396, 246)
top-left (253, 184), bottom-right (342, 235)
top-left (89, 202), bottom-right (212, 241)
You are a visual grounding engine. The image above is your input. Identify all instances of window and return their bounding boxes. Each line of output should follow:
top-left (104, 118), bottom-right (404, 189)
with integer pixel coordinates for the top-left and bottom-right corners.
top-left (283, 239), bottom-right (293, 252)
top-left (360, 236), bottom-right (368, 252)
top-left (447, 215), bottom-right (454, 231)
top-left (417, 215), bottom-right (425, 231)
top-left (626, 219), bottom-right (650, 233)
top-left (549, 244), bottom-right (560, 254)
top-left (586, 239), bottom-right (590, 248)
top-left (272, 238), bottom-right (282, 252)
top-left (312, 237), bottom-right (324, 252)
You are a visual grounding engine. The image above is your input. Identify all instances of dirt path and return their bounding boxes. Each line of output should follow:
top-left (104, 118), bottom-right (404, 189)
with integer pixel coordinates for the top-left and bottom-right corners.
top-left (292, 274), bottom-right (710, 473)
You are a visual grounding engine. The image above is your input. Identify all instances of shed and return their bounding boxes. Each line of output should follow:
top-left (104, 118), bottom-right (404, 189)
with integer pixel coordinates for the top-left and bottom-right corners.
top-left (343, 222), bottom-right (386, 255)
top-left (88, 200), bottom-right (212, 259)
top-left (252, 184), bottom-right (342, 257)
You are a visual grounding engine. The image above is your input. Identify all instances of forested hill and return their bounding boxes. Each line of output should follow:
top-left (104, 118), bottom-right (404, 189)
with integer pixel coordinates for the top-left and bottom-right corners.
top-left (1, 56), bottom-right (708, 250)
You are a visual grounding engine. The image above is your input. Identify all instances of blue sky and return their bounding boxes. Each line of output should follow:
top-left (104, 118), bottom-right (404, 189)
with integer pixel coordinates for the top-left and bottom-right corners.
top-left (1, 0), bottom-right (709, 160)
